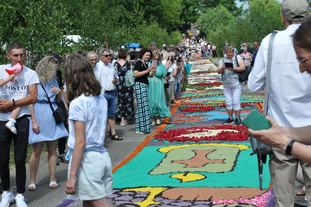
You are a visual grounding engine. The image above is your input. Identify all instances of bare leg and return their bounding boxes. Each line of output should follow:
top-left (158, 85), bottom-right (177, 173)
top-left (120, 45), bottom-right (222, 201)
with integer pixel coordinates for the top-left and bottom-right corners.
top-left (29, 143), bottom-right (43, 185)
top-left (234, 110), bottom-right (240, 119)
top-left (83, 200), bottom-right (93, 207)
top-left (85, 197), bottom-right (111, 207)
top-left (47, 140), bottom-right (58, 184)
top-left (108, 118), bottom-right (116, 136)
top-left (227, 109), bottom-right (233, 119)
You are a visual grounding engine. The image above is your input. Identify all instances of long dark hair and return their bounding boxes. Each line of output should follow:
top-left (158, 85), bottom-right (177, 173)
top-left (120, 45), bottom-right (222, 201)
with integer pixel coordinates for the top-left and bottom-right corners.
top-left (64, 54), bottom-right (101, 102)
top-left (293, 17), bottom-right (311, 51)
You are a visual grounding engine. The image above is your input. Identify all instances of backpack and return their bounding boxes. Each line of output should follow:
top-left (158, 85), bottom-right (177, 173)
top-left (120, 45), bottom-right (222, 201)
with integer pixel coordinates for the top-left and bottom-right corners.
top-left (124, 64), bottom-right (135, 87)
top-left (235, 55), bottom-right (251, 83)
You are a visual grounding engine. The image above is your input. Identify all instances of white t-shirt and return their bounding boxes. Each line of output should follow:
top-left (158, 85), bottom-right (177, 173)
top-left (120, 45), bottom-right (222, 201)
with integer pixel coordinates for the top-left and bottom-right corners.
top-left (168, 63), bottom-right (177, 82)
top-left (0, 64), bottom-right (39, 121)
top-left (67, 93), bottom-right (108, 151)
top-left (96, 61), bottom-right (116, 92)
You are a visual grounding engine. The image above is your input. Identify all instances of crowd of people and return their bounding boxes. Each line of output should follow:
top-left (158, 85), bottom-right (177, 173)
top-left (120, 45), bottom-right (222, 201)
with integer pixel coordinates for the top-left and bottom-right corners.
top-left (0, 0), bottom-right (310, 206)
top-left (0, 40), bottom-right (192, 206)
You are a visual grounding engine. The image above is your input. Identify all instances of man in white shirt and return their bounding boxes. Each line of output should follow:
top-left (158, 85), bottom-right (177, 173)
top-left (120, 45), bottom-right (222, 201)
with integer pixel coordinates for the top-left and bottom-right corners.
top-left (96, 49), bottom-right (123, 141)
top-left (248, 0), bottom-right (311, 206)
top-left (87, 51), bottom-right (99, 76)
top-left (0, 43), bottom-right (39, 207)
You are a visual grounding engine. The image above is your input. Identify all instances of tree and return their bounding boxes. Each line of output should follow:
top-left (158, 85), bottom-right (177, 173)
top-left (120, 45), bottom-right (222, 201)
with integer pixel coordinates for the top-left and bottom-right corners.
top-left (0, 0), bottom-right (71, 64)
top-left (197, 0), bottom-right (283, 55)
top-left (180, 0), bottom-right (240, 32)
top-left (198, 5), bottom-right (235, 36)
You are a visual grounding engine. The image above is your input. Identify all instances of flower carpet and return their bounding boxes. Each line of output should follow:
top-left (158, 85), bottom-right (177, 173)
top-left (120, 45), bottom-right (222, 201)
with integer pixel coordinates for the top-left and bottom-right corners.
top-left (109, 58), bottom-right (272, 207)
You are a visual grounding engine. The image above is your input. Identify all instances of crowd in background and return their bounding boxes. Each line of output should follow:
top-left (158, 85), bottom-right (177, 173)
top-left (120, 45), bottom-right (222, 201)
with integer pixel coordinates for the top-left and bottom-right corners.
top-left (1, 1), bottom-right (310, 205)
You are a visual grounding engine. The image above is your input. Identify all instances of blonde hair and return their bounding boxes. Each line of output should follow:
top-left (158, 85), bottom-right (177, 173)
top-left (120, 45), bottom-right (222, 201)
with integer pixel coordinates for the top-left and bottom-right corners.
top-left (225, 46), bottom-right (234, 53)
top-left (35, 56), bottom-right (59, 84)
top-left (152, 49), bottom-right (161, 60)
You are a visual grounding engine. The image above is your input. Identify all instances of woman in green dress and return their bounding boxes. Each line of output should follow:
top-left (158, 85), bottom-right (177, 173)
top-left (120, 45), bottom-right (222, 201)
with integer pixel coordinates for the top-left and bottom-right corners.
top-left (148, 50), bottom-right (171, 126)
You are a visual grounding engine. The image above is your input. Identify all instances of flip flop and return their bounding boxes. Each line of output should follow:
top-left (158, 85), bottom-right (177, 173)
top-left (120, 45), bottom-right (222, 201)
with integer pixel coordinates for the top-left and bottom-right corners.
top-left (27, 183), bottom-right (37, 191)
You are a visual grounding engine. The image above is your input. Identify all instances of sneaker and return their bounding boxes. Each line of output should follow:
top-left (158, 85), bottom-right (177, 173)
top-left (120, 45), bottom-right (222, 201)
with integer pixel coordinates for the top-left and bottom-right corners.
top-left (151, 121), bottom-right (155, 126)
top-left (223, 118), bottom-right (234, 124)
top-left (234, 118), bottom-right (241, 125)
top-left (0, 191), bottom-right (14, 207)
top-left (15, 194), bottom-right (27, 207)
top-left (5, 121), bottom-right (17, 134)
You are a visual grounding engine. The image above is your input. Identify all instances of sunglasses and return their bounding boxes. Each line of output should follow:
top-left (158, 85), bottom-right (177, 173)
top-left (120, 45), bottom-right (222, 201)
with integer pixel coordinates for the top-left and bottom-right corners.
top-left (103, 54), bottom-right (112, 58)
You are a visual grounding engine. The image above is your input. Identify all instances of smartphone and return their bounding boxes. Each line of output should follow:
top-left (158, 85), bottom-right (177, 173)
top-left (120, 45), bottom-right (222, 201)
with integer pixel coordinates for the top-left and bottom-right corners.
top-left (224, 62), bottom-right (233, 68)
top-left (242, 109), bottom-right (271, 130)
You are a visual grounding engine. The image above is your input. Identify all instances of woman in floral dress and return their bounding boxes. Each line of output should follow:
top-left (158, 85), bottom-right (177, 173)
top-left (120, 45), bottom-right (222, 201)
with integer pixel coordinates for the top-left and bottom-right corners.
top-left (114, 49), bottom-right (134, 126)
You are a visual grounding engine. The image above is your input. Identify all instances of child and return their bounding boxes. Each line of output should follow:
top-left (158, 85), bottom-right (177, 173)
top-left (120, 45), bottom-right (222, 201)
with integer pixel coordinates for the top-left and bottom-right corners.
top-left (0, 63), bottom-right (23, 134)
top-left (64, 54), bottom-right (112, 207)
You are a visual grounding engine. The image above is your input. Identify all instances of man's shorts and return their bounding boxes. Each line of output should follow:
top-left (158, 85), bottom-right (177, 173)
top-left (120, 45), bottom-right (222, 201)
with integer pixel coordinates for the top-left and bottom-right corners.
top-left (104, 90), bottom-right (117, 118)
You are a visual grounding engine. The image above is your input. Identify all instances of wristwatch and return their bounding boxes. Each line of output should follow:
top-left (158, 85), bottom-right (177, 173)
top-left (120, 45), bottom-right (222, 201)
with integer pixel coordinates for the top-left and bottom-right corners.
top-left (285, 139), bottom-right (296, 155)
top-left (12, 99), bottom-right (16, 107)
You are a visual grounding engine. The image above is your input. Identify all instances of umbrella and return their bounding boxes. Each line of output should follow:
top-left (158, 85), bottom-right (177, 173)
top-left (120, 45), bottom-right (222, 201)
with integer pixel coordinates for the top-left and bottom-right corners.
top-left (128, 43), bottom-right (140, 48)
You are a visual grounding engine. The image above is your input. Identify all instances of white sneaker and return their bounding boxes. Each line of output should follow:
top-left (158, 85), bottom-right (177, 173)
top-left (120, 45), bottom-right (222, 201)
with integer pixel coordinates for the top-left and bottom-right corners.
top-left (0, 191), bottom-right (14, 207)
top-left (5, 121), bottom-right (17, 134)
top-left (15, 194), bottom-right (27, 207)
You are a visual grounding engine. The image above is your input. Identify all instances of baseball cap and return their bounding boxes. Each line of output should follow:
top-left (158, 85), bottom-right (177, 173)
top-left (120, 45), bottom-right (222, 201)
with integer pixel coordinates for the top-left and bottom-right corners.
top-left (281, 0), bottom-right (310, 22)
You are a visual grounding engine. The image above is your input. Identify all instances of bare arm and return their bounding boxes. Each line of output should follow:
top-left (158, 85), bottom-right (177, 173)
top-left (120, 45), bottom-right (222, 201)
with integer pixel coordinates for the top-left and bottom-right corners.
top-left (29, 104), bottom-right (40, 134)
top-left (217, 64), bottom-right (225, 74)
top-left (0, 84), bottom-right (38, 112)
top-left (234, 58), bottom-right (246, 72)
top-left (249, 117), bottom-right (311, 164)
top-left (133, 67), bottom-right (153, 78)
top-left (0, 75), bottom-right (15, 86)
top-left (65, 121), bottom-right (85, 195)
top-left (283, 125), bottom-right (311, 144)
top-left (290, 142), bottom-right (311, 164)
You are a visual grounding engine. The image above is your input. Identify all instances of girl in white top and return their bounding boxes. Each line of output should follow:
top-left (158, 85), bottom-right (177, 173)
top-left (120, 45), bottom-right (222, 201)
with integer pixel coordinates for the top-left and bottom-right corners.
top-left (64, 54), bottom-right (112, 207)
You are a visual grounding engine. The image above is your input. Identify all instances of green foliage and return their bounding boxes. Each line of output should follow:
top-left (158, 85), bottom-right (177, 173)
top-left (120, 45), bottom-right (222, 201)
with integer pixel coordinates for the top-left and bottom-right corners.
top-left (132, 21), bottom-right (182, 48)
top-left (180, 0), bottom-right (239, 32)
top-left (198, 5), bottom-right (235, 35)
top-left (198, 0), bottom-right (283, 55)
top-left (0, 0), bottom-right (286, 65)
top-left (0, 0), bottom-right (71, 65)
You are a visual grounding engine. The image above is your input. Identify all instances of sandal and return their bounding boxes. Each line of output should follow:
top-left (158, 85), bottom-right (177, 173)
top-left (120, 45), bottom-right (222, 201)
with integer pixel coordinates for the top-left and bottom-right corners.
top-left (27, 183), bottom-right (37, 191)
top-left (49, 181), bottom-right (58, 189)
top-left (111, 134), bottom-right (123, 141)
top-left (120, 120), bottom-right (127, 126)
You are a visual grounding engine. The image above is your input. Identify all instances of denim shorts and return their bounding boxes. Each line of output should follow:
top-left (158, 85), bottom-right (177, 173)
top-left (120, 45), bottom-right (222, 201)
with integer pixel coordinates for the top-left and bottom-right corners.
top-left (104, 91), bottom-right (117, 118)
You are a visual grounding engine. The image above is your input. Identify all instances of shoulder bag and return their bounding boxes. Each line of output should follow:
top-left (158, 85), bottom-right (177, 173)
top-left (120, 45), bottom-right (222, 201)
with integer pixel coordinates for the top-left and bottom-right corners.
top-left (40, 82), bottom-right (67, 124)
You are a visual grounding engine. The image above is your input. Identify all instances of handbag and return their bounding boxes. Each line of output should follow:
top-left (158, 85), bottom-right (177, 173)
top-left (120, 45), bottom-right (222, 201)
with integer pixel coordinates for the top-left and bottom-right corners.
top-left (234, 55), bottom-right (251, 83)
top-left (40, 82), bottom-right (67, 124)
top-left (238, 66), bottom-right (251, 82)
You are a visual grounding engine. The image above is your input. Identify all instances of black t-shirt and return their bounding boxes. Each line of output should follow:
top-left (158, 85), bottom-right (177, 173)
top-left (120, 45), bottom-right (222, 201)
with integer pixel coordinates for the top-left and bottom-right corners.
top-left (133, 60), bottom-right (149, 85)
